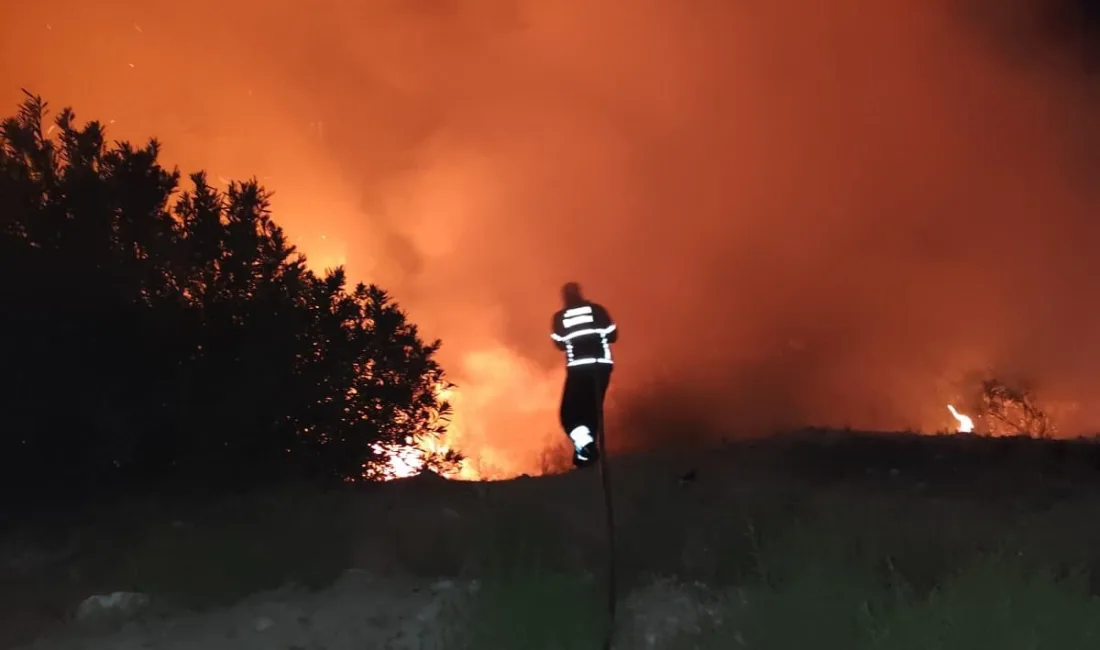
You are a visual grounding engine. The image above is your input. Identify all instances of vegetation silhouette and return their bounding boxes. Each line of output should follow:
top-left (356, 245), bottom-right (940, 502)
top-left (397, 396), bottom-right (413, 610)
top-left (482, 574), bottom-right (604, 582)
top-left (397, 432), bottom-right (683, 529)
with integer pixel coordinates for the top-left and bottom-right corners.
top-left (0, 91), bottom-right (458, 510)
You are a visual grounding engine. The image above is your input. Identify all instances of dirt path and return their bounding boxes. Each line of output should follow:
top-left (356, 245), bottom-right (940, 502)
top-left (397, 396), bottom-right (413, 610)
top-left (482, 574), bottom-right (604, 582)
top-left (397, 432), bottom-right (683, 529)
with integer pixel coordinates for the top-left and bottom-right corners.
top-left (17, 570), bottom-right (472, 650)
top-left (15, 570), bottom-right (730, 650)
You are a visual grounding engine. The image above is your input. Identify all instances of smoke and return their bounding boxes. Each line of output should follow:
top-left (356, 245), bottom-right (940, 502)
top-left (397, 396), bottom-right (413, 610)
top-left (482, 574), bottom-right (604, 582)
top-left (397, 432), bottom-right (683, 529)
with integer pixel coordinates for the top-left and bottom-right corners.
top-left (5, 0), bottom-right (1100, 473)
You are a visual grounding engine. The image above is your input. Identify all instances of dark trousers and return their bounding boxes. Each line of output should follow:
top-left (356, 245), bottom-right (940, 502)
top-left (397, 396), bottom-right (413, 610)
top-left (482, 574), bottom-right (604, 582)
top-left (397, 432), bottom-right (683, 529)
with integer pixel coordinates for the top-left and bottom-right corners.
top-left (559, 365), bottom-right (613, 443)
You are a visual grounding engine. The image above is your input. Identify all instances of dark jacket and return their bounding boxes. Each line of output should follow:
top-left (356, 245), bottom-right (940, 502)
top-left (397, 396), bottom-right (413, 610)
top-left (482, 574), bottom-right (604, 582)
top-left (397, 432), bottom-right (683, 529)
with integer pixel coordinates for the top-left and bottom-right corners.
top-left (550, 301), bottom-right (618, 368)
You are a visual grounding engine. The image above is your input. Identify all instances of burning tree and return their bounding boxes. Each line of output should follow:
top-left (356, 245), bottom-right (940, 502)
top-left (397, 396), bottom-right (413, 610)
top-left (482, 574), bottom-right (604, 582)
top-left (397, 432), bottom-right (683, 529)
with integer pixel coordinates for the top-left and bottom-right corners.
top-left (952, 371), bottom-right (1056, 438)
top-left (975, 378), bottom-right (1056, 438)
top-left (362, 380), bottom-right (465, 480)
top-left (0, 92), bottom-right (455, 500)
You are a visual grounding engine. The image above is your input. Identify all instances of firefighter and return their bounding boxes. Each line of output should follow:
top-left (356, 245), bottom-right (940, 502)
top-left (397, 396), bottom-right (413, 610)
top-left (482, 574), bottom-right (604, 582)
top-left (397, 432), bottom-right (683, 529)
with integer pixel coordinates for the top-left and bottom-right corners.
top-left (550, 282), bottom-right (618, 468)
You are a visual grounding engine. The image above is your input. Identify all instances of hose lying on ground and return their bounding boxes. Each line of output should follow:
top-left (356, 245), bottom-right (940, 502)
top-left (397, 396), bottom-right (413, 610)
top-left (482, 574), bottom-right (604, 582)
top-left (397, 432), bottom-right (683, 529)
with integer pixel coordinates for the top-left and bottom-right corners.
top-left (595, 380), bottom-right (617, 650)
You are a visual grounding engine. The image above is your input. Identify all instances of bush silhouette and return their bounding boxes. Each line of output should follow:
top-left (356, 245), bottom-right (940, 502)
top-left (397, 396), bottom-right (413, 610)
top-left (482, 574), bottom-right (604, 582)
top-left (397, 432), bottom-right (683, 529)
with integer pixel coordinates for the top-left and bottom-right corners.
top-left (0, 92), bottom-right (455, 505)
top-left (976, 378), bottom-right (1055, 438)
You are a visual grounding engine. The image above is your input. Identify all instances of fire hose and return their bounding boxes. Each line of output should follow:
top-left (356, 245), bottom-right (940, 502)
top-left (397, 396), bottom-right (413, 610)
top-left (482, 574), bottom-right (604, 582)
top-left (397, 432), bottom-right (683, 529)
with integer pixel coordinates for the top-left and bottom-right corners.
top-left (595, 378), bottom-right (617, 650)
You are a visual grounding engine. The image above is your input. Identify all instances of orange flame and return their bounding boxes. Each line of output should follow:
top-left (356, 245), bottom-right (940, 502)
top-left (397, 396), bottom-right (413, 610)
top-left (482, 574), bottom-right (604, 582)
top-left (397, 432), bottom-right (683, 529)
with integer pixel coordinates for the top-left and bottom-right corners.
top-left (368, 380), bottom-right (475, 481)
top-left (369, 437), bottom-right (427, 479)
top-left (947, 404), bottom-right (974, 433)
top-left (365, 341), bottom-right (564, 482)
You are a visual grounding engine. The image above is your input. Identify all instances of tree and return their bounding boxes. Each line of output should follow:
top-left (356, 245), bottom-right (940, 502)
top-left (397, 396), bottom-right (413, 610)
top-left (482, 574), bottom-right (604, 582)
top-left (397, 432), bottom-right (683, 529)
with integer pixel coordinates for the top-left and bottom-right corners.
top-left (0, 91), bottom-right (454, 503)
top-left (956, 369), bottom-right (1056, 438)
top-left (975, 378), bottom-right (1055, 438)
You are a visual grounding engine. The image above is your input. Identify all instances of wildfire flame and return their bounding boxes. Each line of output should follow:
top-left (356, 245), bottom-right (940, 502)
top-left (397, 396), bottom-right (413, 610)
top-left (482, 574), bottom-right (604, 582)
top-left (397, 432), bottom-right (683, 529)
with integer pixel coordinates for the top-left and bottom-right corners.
top-left (366, 345), bottom-right (564, 482)
top-left (369, 437), bottom-right (428, 479)
top-left (947, 404), bottom-right (974, 433)
top-left (368, 380), bottom-right (473, 481)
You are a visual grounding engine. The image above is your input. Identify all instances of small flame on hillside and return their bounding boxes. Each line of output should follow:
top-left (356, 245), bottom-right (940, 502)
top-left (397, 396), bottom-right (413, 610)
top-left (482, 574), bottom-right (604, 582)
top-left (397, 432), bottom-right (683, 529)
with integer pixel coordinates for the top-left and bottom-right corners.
top-left (368, 380), bottom-right (474, 481)
top-left (947, 404), bottom-right (974, 433)
top-left (370, 438), bottom-right (426, 479)
top-left (368, 431), bottom-right (467, 481)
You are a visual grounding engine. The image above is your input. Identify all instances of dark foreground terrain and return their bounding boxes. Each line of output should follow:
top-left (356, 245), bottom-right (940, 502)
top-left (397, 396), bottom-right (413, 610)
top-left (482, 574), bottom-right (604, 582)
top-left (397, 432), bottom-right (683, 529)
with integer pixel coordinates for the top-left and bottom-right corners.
top-left (5, 429), bottom-right (1100, 649)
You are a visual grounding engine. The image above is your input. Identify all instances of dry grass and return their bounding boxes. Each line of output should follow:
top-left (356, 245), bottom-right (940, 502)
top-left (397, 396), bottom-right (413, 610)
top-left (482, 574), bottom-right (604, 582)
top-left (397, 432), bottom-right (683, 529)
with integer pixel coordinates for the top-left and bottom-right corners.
top-left (6, 429), bottom-right (1100, 648)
